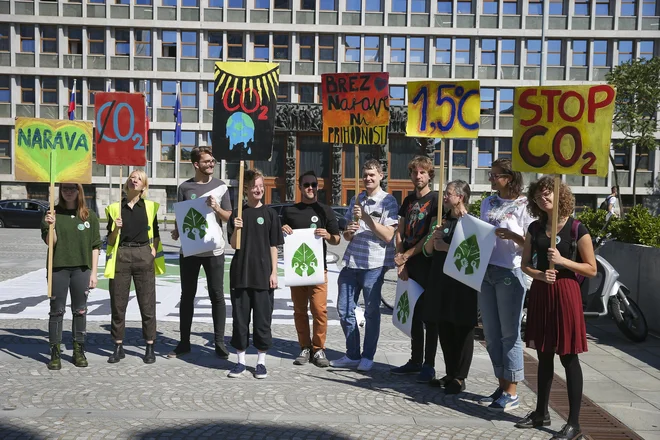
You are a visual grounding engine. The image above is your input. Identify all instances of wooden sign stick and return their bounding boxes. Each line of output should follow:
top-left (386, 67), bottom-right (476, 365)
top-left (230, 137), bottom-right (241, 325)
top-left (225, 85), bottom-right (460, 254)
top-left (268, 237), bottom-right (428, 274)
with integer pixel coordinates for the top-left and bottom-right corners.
top-left (435, 139), bottom-right (446, 221)
top-left (548, 174), bottom-right (561, 271)
top-left (235, 160), bottom-right (245, 250)
top-left (47, 151), bottom-right (55, 298)
top-left (118, 166), bottom-right (123, 205)
top-left (354, 144), bottom-right (360, 204)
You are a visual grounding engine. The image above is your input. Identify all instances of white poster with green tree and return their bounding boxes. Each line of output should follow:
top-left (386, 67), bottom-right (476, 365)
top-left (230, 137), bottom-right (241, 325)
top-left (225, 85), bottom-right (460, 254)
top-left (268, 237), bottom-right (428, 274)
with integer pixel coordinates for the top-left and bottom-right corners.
top-left (443, 214), bottom-right (496, 291)
top-left (283, 228), bottom-right (325, 287)
top-left (173, 198), bottom-right (225, 257)
top-left (392, 278), bottom-right (424, 338)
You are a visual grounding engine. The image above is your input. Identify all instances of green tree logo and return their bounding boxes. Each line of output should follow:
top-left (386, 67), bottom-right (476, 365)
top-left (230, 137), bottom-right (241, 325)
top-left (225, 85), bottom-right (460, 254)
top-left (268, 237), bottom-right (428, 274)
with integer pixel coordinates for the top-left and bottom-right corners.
top-left (453, 234), bottom-right (480, 275)
top-left (396, 290), bottom-right (410, 324)
top-left (292, 243), bottom-right (318, 277)
top-left (183, 208), bottom-right (208, 240)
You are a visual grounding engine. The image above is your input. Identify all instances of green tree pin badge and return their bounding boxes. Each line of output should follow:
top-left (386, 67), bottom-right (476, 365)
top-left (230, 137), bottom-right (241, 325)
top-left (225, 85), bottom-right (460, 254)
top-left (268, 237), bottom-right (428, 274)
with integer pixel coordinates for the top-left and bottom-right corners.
top-left (453, 234), bottom-right (480, 275)
top-left (183, 208), bottom-right (208, 240)
top-left (396, 290), bottom-right (410, 324)
top-left (292, 243), bottom-right (318, 277)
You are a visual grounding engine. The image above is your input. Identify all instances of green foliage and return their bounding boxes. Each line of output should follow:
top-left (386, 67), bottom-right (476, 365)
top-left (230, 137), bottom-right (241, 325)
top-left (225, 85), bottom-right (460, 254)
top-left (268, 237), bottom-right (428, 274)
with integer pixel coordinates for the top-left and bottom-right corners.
top-left (453, 234), bottom-right (480, 275)
top-left (396, 290), bottom-right (410, 324)
top-left (468, 192), bottom-right (491, 217)
top-left (292, 243), bottom-right (318, 277)
top-left (183, 208), bottom-right (208, 240)
top-left (577, 206), bottom-right (660, 248)
top-left (575, 208), bottom-right (622, 238)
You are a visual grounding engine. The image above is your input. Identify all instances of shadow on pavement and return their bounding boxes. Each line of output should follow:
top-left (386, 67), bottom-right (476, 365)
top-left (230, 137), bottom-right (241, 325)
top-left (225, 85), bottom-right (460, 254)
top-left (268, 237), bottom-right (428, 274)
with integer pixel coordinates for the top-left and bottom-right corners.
top-left (133, 422), bottom-right (352, 439)
top-left (0, 421), bottom-right (43, 439)
top-left (586, 321), bottom-right (660, 369)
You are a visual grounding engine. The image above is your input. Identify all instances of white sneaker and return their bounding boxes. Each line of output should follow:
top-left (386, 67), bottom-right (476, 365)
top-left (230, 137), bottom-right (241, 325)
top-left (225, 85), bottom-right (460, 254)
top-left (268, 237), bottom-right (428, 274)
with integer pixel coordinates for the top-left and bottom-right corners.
top-left (357, 358), bottom-right (373, 371)
top-left (329, 355), bottom-right (361, 368)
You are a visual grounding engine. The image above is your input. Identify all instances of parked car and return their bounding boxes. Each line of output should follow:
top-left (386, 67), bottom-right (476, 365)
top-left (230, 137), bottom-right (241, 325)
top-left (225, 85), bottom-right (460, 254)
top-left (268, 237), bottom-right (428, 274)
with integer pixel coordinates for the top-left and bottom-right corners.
top-left (269, 203), bottom-right (348, 230)
top-left (0, 199), bottom-right (49, 228)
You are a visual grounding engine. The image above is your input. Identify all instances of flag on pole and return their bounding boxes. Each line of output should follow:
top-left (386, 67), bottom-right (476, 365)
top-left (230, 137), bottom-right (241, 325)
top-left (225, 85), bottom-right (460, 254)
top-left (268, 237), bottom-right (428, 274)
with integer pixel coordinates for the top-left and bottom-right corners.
top-left (174, 82), bottom-right (182, 146)
top-left (68, 79), bottom-right (77, 121)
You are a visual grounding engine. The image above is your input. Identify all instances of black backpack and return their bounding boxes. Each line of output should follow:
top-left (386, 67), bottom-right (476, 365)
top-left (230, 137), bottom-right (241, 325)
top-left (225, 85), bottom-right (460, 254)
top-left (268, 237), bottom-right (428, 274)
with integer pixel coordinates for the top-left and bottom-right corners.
top-left (599, 196), bottom-right (611, 211)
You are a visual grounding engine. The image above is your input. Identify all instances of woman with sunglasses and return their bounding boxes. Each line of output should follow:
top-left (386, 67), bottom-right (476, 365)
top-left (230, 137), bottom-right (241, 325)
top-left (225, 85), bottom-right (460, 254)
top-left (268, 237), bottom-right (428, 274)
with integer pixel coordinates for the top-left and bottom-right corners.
top-left (422, 180), bottom-right (476, 395)
top-left (478, 158), bottom-right (535, 412)
top-left (42, 184), bottom-right (101, 370)
top-left (515, 177), bottom-right (596, 440)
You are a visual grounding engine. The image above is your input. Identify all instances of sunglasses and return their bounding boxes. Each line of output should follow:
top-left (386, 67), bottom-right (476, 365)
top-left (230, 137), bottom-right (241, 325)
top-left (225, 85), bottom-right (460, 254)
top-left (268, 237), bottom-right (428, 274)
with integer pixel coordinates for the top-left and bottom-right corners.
top-left (302, 182), bottom-right (318, 189)
top-left (61, 186), bottom-right (78, 192)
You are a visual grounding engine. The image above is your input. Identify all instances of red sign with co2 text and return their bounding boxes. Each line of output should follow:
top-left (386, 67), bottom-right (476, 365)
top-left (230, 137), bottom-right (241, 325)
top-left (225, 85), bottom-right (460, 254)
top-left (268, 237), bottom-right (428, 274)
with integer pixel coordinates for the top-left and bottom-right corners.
top-left (94, 92), bottom-right (147, 166)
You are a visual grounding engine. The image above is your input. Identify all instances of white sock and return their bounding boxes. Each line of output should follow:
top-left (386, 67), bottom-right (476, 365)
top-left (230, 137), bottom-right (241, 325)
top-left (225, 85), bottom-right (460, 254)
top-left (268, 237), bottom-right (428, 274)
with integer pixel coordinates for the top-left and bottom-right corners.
top-left (257, 351), bottom-right (266, 366)
top-left (237, 351), bottom-right (246, 365)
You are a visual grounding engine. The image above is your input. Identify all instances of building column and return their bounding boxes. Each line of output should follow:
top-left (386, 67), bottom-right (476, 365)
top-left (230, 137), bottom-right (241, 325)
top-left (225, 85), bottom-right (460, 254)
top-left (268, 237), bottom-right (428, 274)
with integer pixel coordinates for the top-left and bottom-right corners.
top-left (285, 132), bottom-right (296, 202)
top-left (332, 143), bottom-right (342, 205)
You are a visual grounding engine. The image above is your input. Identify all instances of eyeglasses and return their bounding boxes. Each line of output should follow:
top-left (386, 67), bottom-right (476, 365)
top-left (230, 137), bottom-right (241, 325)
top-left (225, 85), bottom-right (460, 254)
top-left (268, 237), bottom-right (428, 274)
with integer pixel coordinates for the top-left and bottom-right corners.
top-left (61, 186), bottom-right (78, 192)
top-left (534, 193), bottom-right (552, 203)
top-left (199, 159), bottom-right (216, 165)
top-left (488, 172), bottom-right (509, 180)
top-left (302, 182), bottom-right (318, 189)
top-left (444, 192), bottom-right (458, 198)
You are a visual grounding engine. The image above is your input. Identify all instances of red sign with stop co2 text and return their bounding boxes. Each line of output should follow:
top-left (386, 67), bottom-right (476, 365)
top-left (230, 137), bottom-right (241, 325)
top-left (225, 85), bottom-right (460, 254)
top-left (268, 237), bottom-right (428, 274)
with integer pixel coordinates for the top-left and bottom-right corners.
top-left (94, 92), bottom-right (147, 166)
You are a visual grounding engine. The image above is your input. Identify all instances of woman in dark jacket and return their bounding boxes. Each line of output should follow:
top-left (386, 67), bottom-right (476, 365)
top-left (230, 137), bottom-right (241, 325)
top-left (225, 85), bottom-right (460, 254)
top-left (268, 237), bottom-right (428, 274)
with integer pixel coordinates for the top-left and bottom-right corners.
top-left (422, 180), bottom-right (477, 394)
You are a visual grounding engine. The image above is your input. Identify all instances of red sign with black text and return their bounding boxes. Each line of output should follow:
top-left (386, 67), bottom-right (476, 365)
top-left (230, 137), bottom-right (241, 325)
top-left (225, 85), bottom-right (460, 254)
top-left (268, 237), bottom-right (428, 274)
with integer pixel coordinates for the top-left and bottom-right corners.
top-left (94, 92), bottom-right (147, 166)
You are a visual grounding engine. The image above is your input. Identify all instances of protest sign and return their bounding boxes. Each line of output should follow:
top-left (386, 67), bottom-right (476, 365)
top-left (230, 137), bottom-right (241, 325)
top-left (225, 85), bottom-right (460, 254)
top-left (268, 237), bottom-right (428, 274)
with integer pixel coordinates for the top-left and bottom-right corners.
top-left (15, 117), bottom-right (93, 184)
top-left (283, 229), bottom-right (325, 287)
top-left (443, 214), bottom-right (496, 292)
top-left (321, 72), bottom-right (390, 145)
top-left (173, 198), bottom-right (225, 257)
top-left (94, 92), bottom-right (147, 166)
top-left (512, 85), bottom-right (616, 177)
top-left (212, 62), bottom-right (279, 161)
top-left (392, 278), bottom-right (424, 338)
top-left (406, 81), bottom-right (480, 139)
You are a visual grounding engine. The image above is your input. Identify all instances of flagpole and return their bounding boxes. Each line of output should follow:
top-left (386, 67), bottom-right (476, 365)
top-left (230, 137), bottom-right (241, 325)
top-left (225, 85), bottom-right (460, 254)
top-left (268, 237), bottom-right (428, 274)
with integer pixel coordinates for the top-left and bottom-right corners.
top-left (175, 81), bottom-right (181, 190)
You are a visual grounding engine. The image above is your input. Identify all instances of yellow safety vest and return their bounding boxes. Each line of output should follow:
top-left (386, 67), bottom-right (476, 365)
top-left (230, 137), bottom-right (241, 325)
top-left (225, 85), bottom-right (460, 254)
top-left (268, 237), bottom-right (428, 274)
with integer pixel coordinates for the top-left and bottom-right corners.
top-left (104, 199), bottom-right (166, 279)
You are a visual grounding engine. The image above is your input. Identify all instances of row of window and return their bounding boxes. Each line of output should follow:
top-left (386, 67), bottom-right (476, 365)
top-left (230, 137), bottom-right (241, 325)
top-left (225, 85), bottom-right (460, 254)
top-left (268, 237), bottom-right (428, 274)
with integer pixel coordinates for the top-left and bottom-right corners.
top-left (5, 26), bottom-right (657, 68)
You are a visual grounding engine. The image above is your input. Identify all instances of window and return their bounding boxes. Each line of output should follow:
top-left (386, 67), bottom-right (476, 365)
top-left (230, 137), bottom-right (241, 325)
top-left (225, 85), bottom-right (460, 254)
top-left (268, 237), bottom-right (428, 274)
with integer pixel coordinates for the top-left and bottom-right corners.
top-left (613, 142), bottom-right (629, 170)
top-left (162, 31), bottom-right (177, 58)
top-left (274, 0), bottom-right (290, 8)
top-left (411, 0), bottom-right (427, 12)
top-left (502, 0), bottom-right (518, 14)
top-left (528, 0), bottom-right (542, 14)
top-left (481, 39), bottom-right (496, 65)
top-left (278, 83), bottom-right (290, 102)
top-left (344, 35), bottom-right (360, 62)
top-left (549, 0), bottom-right (564, 15)
top-left (346, 0), bottom-right (361, 11)
top-left (208, 32), bottom-right (223, 59)
top-left (20, 25), bottom-right (34, 53)
top-left (483, 1), bottom-right (497, 14)
top-left (161, 131), bottom-right (175, 162)
top-left (135, 29), bottom-right (151, 57)
top-left (182, 0), bottom-right (199, 5)
top-left (299, 34), bottom-right (313, 61)
top-left (161, 81), bottom-right (176, 107)
top-left (392, 0), bottom-right (406, 12)
top-left (574, 0), bottom-right (589, 15)
top-left (0, 25), bottom-right (9, 52)
top-left (181, 81), bottom-right (197, 108)
top-left (390, 37), bottom-right (405, 63)
top-left (364, 36), bottom-right (380, 62)
top-left (228, 0), bottom-right (245, 7)
top-left (67, 28), bottom-right (82, 55)
top-left (499, 88), bottom-right (514, 115)
top-left (595, 0), bottom-right (610, 15)
top-left (481, 87), bottom-right (494, 115)
top-left (301, 0), bottom-right (315, 10)
top-left (41, 77), bottom-right (57, 104)
top-left (273, 34), bottom-right (289, 60)
top-left (618, 41), bottom-right (633, 64)
top-left (526, 39), bottom-right (541, 65)
top-left (115, 79), bottom-right (129, 92)
top-left (457, 1), bottom-right (472, 13)
top-left (437, 1), bottom-right (452, 13)
top-left (501, 39), bottom-right (517, 65)
top-left (88, 28), bottom-right (105, 55)
top-left (498, 138), bottom-right (512, 161)
top-left (162, 0), bottom-right (176, 5)
top-left (21, 77), bottom-right (35, 103)
top-left (621, 0), bottom-right (636, 16)
top-left (180, 131), bottom-right (196, 163)
top-left (253, 33), bottom-right (268, 60)
top-left (547, 40), bottom-right (562, 66)
top-left (0, 127), bottom-right (9, 159)
top-left (636, 149), bottom-right (652, 171)
top-left (409, 37), bottom-right (425, 63)
top-left (455, 38), bottom-right (471, 64)
top-left (209, 0), bottom-right (223, 6)
top-left (593, 41), bottom-right (609, 66)
top-left (115, 29), bottom-right (129, 56)
top-left (436, 38), bottom-right (450, 64)
top-left (320, 0), bottom-right (336, 11)
top-left (298, 83), bottom-right (314, 103)
top-left (206, 81), bottom-right (214, 108)
top-left (366, 0), bottom-right (382, 12)
top-left (69, 78), bottom-right (82, 105)
top-left (88, 78), bottom-right (104, 105)
top-left (452, 140), bottom-right (469, 168)
top-left (255, 0), bottom-right (270, 8)
top-left (642, 0), bottom-right (657, 15)
top-left (0, 76), bottom-right (10, 103)
top-left (640, 41), bottom-right (655, 59)
top-left (390, 85), bottom-right (404, 106)
top-left (319, 35), bottom-right (335, 61)
top-left (227, 33), bottom-right (243, 59)
top-left (181, 32), bottom-right (197, 58)
top-left (572, 40), bottom-right (587, 66)
top-left (478, 137), bottom-right (494, 168)
top-left (40, 26), bottom-right (57, 54)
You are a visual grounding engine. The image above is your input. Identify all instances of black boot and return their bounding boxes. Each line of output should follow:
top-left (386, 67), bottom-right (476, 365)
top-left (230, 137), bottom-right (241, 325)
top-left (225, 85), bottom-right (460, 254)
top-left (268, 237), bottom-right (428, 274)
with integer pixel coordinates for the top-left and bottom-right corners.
top-left (47, 344), bottom-right (61, 370)
top-left (72, 341), bottom-right (88, 368)
top-left (107, 343), bottom-right (125, 364)
top-left (515, 411), bottom-right (551, 429)
top-left (552, 424), bottom-right (582, 440)
top-left (143, 344), bottom-right (155, 364)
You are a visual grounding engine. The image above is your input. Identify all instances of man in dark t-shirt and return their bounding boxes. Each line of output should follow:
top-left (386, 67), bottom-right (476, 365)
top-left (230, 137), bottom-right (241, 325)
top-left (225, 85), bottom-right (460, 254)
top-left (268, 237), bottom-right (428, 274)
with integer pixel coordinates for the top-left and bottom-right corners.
top-left (226, 169), bottom-right (284, 380)
top-left (281, 171), bottom-right (341, 368)
top-left (392, 156), bottom-right (439, 383)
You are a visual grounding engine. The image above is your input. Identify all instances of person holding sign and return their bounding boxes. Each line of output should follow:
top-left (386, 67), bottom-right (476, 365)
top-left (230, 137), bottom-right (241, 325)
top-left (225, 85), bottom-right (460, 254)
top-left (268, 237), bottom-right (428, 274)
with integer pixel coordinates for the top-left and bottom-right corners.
top-left (331, 160), bottom-right (399, 372)
top-left (422, 181), bottom-right (476, 394)
top-left (515, 177), bottom-right (596, 440)
top-left (41, 184), bottom-right (101, 370)
top-left (281, 171), bottom-right (341, 368)
top-left (391, 156), bottom-right (439, 382)
top-left (168, 147), bottom-right (232, 360)
top-left (227, 169), bottom-right (284, 379)
top-left (479, 158), bottom-right (534, 411)
top-left (105, 170), bottom-right (165, 365)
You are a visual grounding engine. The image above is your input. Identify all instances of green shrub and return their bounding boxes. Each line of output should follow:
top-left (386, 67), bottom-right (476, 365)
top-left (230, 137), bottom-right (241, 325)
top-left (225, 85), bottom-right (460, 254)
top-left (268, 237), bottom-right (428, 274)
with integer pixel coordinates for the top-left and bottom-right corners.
top-left (577, 205), bottom-right (660, 248)
top-left (575, 208), bottom-right (622, 238)
top-left (468, 192), bottom-right (491, 217)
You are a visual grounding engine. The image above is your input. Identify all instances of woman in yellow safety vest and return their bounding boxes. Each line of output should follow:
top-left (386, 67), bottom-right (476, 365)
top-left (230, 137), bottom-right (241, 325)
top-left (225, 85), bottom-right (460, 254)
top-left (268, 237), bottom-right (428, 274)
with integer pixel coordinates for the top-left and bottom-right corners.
top-left (105, 169), bottom-right (165, 364)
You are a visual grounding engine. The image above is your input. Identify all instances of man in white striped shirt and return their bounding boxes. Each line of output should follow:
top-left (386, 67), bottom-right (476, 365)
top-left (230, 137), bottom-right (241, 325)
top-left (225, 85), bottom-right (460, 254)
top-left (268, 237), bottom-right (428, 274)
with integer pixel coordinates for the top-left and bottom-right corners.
top-left (330, 160), bottom-right (399, 372)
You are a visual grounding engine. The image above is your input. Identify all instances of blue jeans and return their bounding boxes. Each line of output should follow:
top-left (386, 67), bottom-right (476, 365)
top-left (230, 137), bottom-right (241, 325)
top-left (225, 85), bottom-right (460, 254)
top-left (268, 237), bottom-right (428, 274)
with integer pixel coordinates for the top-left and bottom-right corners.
top-left (337, 267), bottom-right (387, 361)
top-left (479, 264), bottom-right (526, 383)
